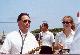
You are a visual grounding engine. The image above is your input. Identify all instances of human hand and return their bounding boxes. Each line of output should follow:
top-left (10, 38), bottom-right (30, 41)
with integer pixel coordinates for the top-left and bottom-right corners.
top-left (58, 43), bottom-right (63, 49)
top-left (54, 43), bottom-right (63, 50)
top-left (77, 11), bottom-right (80, 22)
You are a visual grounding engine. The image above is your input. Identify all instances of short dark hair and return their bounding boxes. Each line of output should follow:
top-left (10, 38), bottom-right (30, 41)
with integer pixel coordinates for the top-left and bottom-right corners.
top-left (17, 13), bottom-right (30, 22)
top-left (42, 23), bottom-right (48, 28)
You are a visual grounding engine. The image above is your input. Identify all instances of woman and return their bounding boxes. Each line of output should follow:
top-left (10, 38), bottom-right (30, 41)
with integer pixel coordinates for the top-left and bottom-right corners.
top-left (54, 16), bottom-right (75, 54)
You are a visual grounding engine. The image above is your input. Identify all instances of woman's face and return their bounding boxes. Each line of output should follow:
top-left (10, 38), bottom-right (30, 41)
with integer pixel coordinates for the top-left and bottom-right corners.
top-left (62, 17), bottom-right (72, 29)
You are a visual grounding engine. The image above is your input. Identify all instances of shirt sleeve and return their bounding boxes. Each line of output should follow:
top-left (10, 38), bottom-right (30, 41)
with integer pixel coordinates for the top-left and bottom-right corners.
top-left (50, 33), bottom-right (55, 43)
top-left (0, 35), bottom-right (11, 54)
top-left (78, 17), bottom-right (80, 23)
top-left (55, 33), bottom-right (62, 44)
top-left (70, 22), bottom-right (80, 54)
top-left (55, 33), bottom-right (59, 44)
top-left (32, 35), bottom-right (39, 48)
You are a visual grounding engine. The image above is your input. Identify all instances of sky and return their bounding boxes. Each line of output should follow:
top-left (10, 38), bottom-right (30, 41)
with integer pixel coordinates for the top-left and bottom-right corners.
top-left (0, 0), bottom-right (80, 33)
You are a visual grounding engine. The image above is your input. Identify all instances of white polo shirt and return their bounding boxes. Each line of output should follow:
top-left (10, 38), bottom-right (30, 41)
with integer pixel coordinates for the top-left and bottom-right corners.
top-left (55, 30), bottom-right (75, 49)
top-left (40, 31), bottom-right (55, 47)
top-left (0, 31), bottom-right (39, 54)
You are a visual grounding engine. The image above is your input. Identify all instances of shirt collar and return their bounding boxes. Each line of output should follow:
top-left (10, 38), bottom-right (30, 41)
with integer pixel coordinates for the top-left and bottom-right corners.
top-left (64, 29), bottom-right (75, 38)
top-left (19, 30), bottom-right (28, 36)
top-left (59, 29), bottom-right (75, 38)
top-left (42, 30), bottom-right (49, 34)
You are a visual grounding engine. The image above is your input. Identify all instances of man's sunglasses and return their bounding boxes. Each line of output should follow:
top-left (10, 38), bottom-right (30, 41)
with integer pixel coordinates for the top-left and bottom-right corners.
top-left (22, 20), bottom-right (31, 23)
top-left (62, 21), bottom-right (72, 24)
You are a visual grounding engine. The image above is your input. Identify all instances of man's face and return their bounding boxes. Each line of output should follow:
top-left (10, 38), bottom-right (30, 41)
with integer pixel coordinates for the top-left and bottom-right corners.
top-left (41, 24), bottom-right (47, 32)
top-left (18, 15), bottom-right (31, 32)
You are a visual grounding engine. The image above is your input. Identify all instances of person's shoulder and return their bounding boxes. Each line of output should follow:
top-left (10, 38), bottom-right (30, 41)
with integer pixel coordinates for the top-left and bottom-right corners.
top-left (56, 31), bottom-right (63, 36)
top-left (6, 31), bottom-right (19, 38)
top-left (47, 31), bottom-right (53, 35)
top-left (71, 30), bottom-right (75, 35)
top-left (28, 32), bottom-right (37, 40)
top-left (28, 31), bottom-right (35, 37)
top-left (7, 31), bottom-right (18, 35)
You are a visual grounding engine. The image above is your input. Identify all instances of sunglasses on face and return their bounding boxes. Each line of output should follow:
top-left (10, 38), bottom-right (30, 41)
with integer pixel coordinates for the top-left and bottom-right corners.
top-left (22, 20), bottom-right (31, 23)
top-left (62, 21), bottom-right (72, 24)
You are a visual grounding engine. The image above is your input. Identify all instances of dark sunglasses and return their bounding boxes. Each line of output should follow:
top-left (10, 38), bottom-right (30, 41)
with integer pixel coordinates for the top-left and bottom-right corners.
top-left (62, 21), bottom-right (72, 24)
top-left (22, 20), bottom-right (31, 23)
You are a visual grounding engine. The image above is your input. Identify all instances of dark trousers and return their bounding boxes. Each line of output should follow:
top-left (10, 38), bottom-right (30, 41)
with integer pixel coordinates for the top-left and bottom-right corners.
top-left (39, 46), bottom-right (53, 54)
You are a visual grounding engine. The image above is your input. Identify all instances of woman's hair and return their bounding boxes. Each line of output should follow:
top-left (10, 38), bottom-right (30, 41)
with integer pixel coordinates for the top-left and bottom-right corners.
top-left (62, 16), bottom-right (75, 31)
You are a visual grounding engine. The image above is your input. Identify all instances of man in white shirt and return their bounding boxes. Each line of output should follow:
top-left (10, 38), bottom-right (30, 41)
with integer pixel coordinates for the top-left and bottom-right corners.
top-left (0, 13), bottom-right (39, 54)
top-left (39, 22), bottom-right (55, 54)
